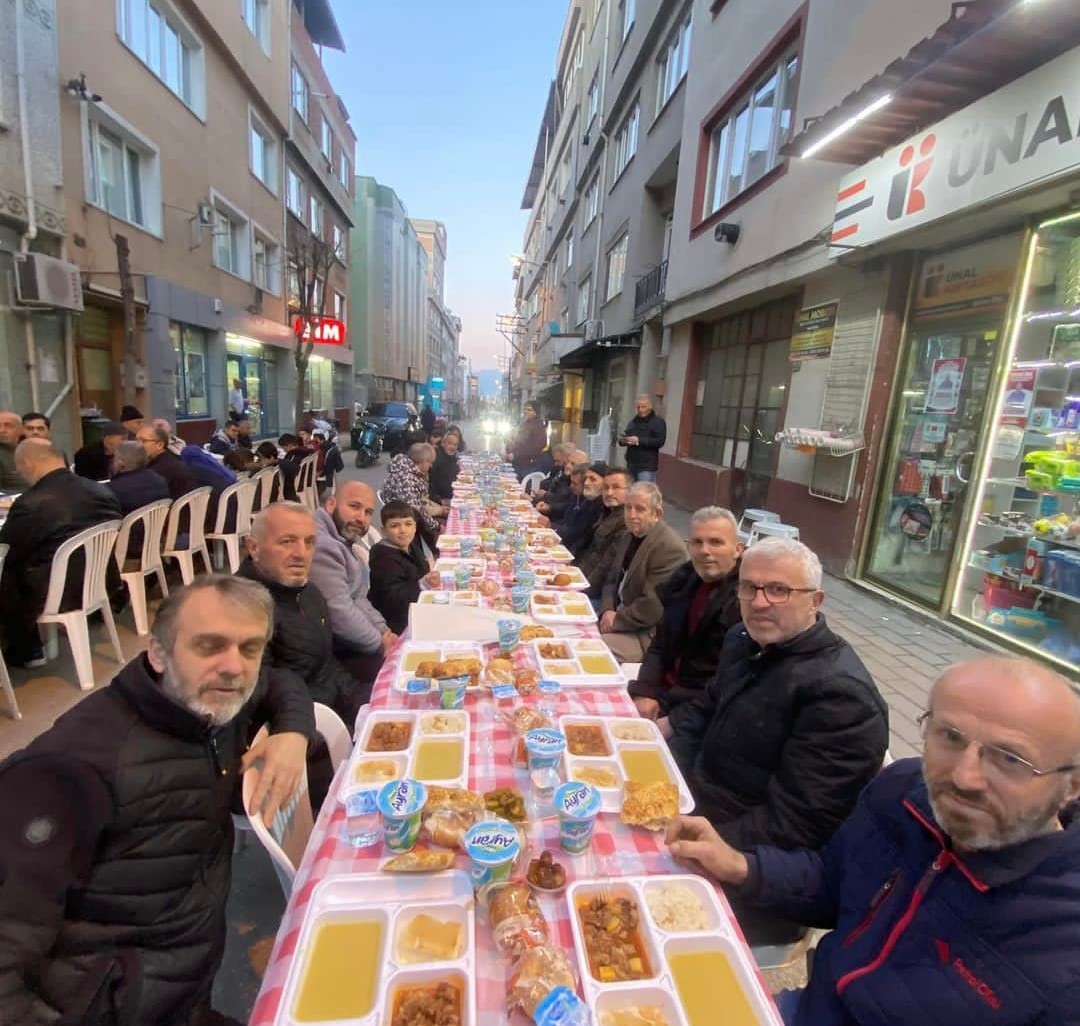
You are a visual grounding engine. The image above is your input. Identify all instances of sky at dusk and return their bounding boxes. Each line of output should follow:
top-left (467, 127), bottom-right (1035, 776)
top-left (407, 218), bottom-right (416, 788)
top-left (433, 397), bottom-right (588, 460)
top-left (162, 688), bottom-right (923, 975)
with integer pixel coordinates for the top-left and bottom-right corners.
top-left (323, 1), bottom-right (567, 376)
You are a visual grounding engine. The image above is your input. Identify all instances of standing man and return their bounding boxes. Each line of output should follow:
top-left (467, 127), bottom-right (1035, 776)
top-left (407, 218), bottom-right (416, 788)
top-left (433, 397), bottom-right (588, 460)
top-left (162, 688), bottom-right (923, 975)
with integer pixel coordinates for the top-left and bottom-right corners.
top-left (618, 394), bottom-right (666, 482)
top-left (420, 402), bottom-right (436, 436)
top-left (0, 411), bottom-right (26, 491)
top-left (309, 480), bottom-right (397, 698)
top-left (73, 422), bottom-right (128, 481)
top-left (0, 575), bottom-right (313, 1026)
top-left (228, 377), bottom-right (246, 420)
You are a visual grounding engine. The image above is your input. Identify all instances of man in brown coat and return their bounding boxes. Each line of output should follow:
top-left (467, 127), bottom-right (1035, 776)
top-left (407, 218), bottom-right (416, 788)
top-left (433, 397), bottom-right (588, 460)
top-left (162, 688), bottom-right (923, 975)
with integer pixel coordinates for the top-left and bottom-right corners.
top-left (599, 482), bottom-right (688, 662)
top-left (577, 467), bottom-right (631, 596)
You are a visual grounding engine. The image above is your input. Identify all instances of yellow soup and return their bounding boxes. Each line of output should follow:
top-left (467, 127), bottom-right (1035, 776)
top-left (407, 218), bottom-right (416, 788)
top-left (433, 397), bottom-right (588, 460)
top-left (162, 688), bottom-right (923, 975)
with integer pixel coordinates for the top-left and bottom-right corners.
top-left (620, 748), bottom-right (671, 786)
top-left (564, 601), bottom-right (591, 615)
top-left (294, 918), bottom-right (382, 1022)
top-left (669, 950), bottom-right (759, 1026)
top-left (403, 650), bottom-right (441, 671)
top-left (579, 654), bottom-right (615, 675)
top-left (413, 740), bottom-right (463, 781)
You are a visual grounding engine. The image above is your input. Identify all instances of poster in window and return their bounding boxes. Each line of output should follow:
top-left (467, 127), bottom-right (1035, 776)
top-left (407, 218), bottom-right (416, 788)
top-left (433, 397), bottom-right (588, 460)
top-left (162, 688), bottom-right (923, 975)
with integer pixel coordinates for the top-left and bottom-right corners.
top-left (789, 302), bottom-right (838, 361)
top-left (186, 352), bottom-right (206, 399)
top-left (925, 357), bottom-right (966, 414)
top-left (999, 366), bottom-right (1036, 428)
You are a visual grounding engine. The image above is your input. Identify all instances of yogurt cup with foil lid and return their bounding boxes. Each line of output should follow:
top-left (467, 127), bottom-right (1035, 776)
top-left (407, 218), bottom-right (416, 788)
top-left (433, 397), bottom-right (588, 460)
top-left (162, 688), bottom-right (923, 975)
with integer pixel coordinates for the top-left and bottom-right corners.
top-left (525, 728), bottom-right (567, 772)
top-left (554, 781), bottom-right (601, 854)
top-left (463, 819), bottom-right (521, 888)
top-left (377, 778), bottom-right (427, 852)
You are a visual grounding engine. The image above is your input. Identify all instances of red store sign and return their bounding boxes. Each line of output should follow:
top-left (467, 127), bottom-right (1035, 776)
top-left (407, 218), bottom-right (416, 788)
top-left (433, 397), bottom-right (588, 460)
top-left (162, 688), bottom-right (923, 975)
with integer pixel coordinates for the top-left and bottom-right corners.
top-left (294, 317), bottom-right (347, 345)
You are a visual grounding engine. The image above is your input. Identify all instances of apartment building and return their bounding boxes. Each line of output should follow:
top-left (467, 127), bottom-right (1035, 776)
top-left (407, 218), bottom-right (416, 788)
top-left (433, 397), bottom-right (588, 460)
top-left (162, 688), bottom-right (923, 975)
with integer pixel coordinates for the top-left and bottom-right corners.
top-left (515, 0), bottom-right (692, 452)
top-left (411, 218), bottom-right (463, 415)
top-left (349, 175), bottom-right (429, 407)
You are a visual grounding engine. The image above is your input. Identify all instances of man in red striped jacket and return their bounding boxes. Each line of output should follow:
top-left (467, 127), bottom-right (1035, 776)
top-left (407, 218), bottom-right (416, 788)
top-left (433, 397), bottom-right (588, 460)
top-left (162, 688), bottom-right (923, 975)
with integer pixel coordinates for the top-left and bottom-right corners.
top-left (667, 655), bottom-right (1080, 1025)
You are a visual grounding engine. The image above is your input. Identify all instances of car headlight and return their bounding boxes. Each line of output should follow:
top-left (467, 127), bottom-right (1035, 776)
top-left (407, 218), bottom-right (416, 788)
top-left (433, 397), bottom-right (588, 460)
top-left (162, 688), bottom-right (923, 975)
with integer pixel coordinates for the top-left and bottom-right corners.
top-left (482, 418), bottom-right (495, 434)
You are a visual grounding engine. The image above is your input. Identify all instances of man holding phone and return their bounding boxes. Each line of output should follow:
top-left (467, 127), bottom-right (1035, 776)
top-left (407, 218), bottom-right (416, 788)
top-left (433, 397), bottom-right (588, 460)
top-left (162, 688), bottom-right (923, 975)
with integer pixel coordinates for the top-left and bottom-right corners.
top-left (618, 395), bottom-right (666, 482)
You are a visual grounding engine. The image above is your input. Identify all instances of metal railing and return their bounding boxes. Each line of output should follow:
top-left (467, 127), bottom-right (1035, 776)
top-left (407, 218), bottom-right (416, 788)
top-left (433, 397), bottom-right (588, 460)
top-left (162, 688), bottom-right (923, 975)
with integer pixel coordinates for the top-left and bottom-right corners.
top-left (634, 259), bottom-right (667, 316)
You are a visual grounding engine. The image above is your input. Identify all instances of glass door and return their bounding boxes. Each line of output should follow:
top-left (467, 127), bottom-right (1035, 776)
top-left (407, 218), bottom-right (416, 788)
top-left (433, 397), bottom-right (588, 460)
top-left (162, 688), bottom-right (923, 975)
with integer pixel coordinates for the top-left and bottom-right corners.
top-left (227, 353), bottom-right (269, 436)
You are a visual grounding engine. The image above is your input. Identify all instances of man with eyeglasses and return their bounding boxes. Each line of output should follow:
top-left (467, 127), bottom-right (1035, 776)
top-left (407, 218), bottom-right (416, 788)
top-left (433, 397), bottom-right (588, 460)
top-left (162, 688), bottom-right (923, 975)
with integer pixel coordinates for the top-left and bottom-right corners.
top-left (666, 655), bottom-right (1080, 1026)
top-left (662, 536), bottom-right (888, 942)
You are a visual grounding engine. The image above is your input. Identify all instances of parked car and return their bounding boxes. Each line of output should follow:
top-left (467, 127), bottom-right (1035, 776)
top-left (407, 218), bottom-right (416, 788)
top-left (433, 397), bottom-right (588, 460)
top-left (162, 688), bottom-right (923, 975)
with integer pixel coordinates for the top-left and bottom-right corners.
top-left (350, 401), bottom-right (418, 454)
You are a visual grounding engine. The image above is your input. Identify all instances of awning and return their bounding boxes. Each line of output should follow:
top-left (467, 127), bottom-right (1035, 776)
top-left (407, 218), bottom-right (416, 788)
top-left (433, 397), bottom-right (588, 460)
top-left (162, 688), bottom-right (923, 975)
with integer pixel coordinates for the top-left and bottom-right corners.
top-left (559, 331), bottom-right (642, 370)
top-left (785, 0), bottom-right (1080, 164)
top-left (521, 82), bottom-right (558, 210)
top-left (299, 0), bottom-right (346, 52)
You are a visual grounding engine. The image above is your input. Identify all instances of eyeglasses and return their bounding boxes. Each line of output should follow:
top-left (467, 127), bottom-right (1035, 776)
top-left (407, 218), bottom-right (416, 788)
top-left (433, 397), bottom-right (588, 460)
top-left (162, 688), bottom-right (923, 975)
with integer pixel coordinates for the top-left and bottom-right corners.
top-left (918, 712), bottom-right (1077, 783)
top-left (736, 582), bottom-right (817, 604)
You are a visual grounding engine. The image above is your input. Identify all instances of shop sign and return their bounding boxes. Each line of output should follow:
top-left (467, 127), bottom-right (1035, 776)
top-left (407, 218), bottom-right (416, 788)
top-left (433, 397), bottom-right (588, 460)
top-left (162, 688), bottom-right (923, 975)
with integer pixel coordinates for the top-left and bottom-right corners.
top-left (912, 235), bottom-right (1019, 320)
top-left (790, 302), bottom-right (838, 361)
top-left (925, 357), bottom-right (966, 415)
top-left (293, 316), bottom-right (346, 345)
top-left (831, 47), bottom-right (1080, 248)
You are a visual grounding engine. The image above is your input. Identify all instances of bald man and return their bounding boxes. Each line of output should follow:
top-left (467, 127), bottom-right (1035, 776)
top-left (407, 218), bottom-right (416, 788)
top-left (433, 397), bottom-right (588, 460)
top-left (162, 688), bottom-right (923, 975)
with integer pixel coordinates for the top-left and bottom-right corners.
top-left (0, 410), bottom-right (26, 491)
top-left (309, 480), bottom-right (396, 697)
top-left (0, 439), bottom-right (121, 666)
top-left (665, 656), bottom-right (1080, 1026)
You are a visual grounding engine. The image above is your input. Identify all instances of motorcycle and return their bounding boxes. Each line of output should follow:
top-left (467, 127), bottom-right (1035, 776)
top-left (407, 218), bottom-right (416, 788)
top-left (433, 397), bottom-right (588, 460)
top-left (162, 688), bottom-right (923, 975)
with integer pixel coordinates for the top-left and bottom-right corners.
top-left (353, 419), bottom-right (385, 468)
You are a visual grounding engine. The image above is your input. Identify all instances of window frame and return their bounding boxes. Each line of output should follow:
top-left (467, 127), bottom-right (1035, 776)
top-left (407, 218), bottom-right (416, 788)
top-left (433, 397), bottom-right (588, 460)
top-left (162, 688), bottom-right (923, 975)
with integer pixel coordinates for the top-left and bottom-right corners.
top-left (251, 221), bottom-right (280, 296)
top-left (248, 108), bottom-right (277, 195)
top-left (210, 189), bottom-right (251, 282)
top-left (309, 194), bottom-right (323, 235)
top-left (241, 0), bottom-right (270, 53)
top-left (611, 102), bottom-right (639, 185)
top-left (566, 229), bottom-right (574, 271)
top-left (604, 231), bottom-right (629, 303)
top-left (286, 166), bottom-right (305, 218)
top-left (172, 322), bottom-right (210, 419)
top-left (291, 61), bottom-right (309, 123)
top-left (576, 273), bottom-right (592, 325)
top-left (620, 0), bottom-right (635, 41)
top-left (586, 71), bottom-right (600, 126)
top-left (338, 150), bottom-right (351, 188)
top-left (331, 222), bottom-right (344, 260)
top-left (320, 116), bottom-right (333, 162)
top-left (655, 10), bottom-right (692, 119)
top-left (116, 0), bottom-right (205, 118)
top-left (82, 102), bottom-right (162, 236)
top-left (584, 174), bottom-right (600, 227)
top-left (333, 290), bottom-right (346, 323)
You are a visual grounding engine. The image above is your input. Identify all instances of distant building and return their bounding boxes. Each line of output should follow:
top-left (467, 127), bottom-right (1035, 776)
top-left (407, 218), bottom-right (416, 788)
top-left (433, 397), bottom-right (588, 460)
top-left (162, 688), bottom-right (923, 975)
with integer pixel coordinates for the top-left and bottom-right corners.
top-left (411, 218), bottom-right (462, 415)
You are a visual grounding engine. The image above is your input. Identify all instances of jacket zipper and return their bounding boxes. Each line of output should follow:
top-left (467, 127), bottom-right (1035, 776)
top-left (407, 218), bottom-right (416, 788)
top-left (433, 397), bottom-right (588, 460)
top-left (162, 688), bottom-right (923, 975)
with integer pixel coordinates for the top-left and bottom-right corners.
top-left (207, 732), bottom-right (226, 777)
top-left (835, 852), bottom-right (950, 994)
top-left (842, 869), bottom-right (901, 947)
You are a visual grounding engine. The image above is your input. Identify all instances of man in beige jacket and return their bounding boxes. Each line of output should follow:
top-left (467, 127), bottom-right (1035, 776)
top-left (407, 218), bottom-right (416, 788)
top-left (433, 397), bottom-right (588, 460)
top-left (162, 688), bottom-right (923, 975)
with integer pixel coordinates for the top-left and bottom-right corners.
top-left (599, 482), bottom-right (687, 662)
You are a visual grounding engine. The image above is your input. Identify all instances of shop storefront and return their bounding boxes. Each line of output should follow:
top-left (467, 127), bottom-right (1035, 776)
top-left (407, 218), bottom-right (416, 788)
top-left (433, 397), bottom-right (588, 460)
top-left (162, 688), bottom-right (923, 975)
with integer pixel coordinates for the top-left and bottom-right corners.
top-left (225, 335), bottom-right (279, 437)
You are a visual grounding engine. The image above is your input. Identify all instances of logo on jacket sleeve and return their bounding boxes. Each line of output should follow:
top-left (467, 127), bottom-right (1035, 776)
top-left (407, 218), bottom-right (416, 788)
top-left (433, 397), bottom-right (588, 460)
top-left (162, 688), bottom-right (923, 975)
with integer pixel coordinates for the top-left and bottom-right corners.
top-left (934, 939), bottom-right (1001, 1010)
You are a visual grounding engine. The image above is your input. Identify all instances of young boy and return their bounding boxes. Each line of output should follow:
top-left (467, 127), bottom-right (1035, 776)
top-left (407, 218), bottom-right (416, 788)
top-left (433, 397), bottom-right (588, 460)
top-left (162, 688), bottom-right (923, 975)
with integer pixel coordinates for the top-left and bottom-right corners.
top-left (367, 500), bottom-right (436, 633)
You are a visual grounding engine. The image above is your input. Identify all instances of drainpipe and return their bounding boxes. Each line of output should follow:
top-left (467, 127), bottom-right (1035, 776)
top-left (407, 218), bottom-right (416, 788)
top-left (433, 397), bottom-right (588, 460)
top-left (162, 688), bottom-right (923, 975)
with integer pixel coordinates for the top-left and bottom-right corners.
top-left (15, 0), bottom-right (42, 411)
top-left (589, 0), bottom-right (614, 325)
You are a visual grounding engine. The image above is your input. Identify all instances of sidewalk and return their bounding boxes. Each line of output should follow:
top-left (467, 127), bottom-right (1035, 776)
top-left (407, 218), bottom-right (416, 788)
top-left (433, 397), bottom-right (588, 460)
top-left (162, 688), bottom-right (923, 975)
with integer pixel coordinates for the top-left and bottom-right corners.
top-left (661, 502), bottom-right (989, 760)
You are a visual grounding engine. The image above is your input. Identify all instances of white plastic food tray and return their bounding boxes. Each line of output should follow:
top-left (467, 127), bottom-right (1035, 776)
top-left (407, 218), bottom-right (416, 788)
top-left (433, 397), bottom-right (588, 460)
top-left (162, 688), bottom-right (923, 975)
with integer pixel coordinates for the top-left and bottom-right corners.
top-left (529, 590), bottom-right (597, 624)
top-left (527, 637), bottom-right (623, 686)
top-left (345, 709), bottom-right (472, 793)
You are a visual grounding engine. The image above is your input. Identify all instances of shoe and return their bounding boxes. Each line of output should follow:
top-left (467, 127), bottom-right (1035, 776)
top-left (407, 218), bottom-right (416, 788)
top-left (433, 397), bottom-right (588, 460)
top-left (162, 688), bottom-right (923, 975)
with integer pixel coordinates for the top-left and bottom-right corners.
top-left (4, 648), bottom-right (46, 669)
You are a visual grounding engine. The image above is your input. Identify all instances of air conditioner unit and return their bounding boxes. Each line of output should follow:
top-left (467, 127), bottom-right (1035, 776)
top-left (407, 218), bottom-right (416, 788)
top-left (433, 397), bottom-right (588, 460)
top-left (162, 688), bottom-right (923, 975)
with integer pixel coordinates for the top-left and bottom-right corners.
top-left (197, 202), bottom-right (215, 227)
top-left (584, 319), bottom-right (604, 341)
top-left (14, 253), bottom-right (84, 311)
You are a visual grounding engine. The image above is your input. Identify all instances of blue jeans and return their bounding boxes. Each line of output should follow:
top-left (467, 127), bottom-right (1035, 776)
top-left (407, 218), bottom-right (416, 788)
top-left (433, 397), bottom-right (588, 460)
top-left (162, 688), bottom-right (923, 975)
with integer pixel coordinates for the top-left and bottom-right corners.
top-left (633, 470), bottom-right (657, 482)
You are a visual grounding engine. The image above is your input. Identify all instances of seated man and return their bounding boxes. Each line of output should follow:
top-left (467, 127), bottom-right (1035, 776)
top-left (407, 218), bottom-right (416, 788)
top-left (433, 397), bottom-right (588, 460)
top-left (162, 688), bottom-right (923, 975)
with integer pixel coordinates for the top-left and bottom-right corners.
top-left (663, 537), bottom-right (887, 941)
top-left (0, 410), bottom-right (26, 491)
top-left (119, 404), bottom-right (144, 439)
top-left (538, 449), bottom-right (589, 525)
top-left (577, 467), bottom-right (630, 597)
top-left (277, 433), bottom-right (308, 501)
top-left (557, 462), bottom-right (605, 556)
top-left (207, 419), bottom-right (240, 455)
top-left (235, 415), bottom-right (254, 450)
top-left (73, 421), bottom-right (127, 481)
top-left (310, 480), bottom-right (397, 694)
top-left (0, 440), bottom-right (122, 667)
top-left (630, 506), bottom-right (743, 719)
top-left (531, 442), bottom-right (573, 503)
top-left (107, 441), bottom-right (171, 561)
top-left (599, 482), bottom-right (687, 662)
top-left (667, 656), bottom-right (1080, 1025)
top-left (428, 426), bottom-right (462, 506)
top-left (367, 501), bottom-right (437, 634)
top-left (136, 424), bottom-right (198, 501)
top-left (0, 575), bottom-right (312, 1026)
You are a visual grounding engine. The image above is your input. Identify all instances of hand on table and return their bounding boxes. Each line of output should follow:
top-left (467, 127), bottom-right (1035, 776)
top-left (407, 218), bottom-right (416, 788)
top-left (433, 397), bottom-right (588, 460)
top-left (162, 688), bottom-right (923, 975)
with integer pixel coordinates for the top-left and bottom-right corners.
top-left (598, 610), bottom-right (617, 633)
top-left (537, 515), bottom-right (551, 528)
top-left (241, 731), bottom-right (309, 825)
top-left (537, 502), bottom-right (551, 514)
top-left (424, 570), bottom-right (441, 587)
top-left (381, 630), bottom-right (399, 656)
top-left (634, 697), bottom-right (660, 721)
top-left (665, 816), bottom-right (749, 885)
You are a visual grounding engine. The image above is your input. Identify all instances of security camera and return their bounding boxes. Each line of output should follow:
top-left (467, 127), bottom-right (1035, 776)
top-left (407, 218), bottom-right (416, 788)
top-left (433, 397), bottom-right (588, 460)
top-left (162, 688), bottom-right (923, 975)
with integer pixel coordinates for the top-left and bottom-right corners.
top-left (714, 222), bottom-right (740, 245)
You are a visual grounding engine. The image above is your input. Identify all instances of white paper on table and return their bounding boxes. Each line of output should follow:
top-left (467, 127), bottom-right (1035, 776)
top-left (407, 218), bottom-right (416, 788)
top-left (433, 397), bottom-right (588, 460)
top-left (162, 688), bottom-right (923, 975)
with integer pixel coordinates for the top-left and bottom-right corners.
top-left (407, 602), bottom-right (531, 641)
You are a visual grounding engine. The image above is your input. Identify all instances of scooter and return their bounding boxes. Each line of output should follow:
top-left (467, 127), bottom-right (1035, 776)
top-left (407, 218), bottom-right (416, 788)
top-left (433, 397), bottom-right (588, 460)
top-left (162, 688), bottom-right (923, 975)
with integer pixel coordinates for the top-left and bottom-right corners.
top-left (354, 419), bottom-right (385, 468)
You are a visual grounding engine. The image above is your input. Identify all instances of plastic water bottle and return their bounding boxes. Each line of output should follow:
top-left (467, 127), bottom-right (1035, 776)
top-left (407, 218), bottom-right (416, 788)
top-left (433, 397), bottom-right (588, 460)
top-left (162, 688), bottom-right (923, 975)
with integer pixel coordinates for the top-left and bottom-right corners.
top-left (535, 986), bottom-right (592, 1026)
top-left (530, 765), bottom-right (559, 816)
top-left (342, 787), bottom-right (381, 848)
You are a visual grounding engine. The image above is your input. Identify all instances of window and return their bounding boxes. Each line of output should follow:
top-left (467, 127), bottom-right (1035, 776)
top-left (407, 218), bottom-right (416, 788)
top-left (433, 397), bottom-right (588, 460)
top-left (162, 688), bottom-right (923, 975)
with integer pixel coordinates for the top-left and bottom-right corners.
top-left (242, 0), bottom-right (269, 52)
top-left (558, 143), bottom-right (572, 195)
top-left (286, 166), bottom-right (304, 216)
top-left (252, 231), bottom-right (279, 294)
top-left (305, 356), bottom-right (332, 411)
top-left (320, 118), bottom-right (333, 161)
top-left (333, 290), bottom-right (346, 323)
top-left (249, 112), bottom-right (276, 192)
top-left (287, 263), bottom-right (300, 308)
top-left (312, 276), bottom-right (324, 313)
top-left (566, 230), bottom-right (574, 270)
top-left (577, 274), bottom-right (592, 325)
top-left (605, 232), bottom-right (628, 301)
top-left (214, 210), bottom-right (241, 276)
top-left (612, 103), bottom-right (639, 181)
top-left (291, 62), bottom-right (309, 121)
top-left (85, 111), bottom-right (160, 233)
top-left (560, 306), bottom-right (570, 333)
top-left (309, 195), bottom-right (323, 235)
top-left (657, 12), bottom-right (691, 115)
top-left (587, 72), bottom-right (599, 124)
top-left (703, 48), bottom-right (798, 216)
top-left (338, 151), bottom-right (351, 188)
top-left (171, 322), bottom-right (209, 418)
top-left (253, 236), bottom-right (268, 289)
top-left (620, 0), bottom-right (635, 40)
top-left (332, 223), bottom-right (344, 258)
top-left (117, 0), bottom-right (203, 113)
top-left (584, 175), bottom-right (600, 225)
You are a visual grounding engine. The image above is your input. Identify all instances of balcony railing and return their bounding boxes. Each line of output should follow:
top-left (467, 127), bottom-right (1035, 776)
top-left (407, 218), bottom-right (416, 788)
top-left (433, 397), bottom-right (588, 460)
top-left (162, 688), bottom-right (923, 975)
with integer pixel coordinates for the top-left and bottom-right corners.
top-left (634, 259), bottom-right (667, 316)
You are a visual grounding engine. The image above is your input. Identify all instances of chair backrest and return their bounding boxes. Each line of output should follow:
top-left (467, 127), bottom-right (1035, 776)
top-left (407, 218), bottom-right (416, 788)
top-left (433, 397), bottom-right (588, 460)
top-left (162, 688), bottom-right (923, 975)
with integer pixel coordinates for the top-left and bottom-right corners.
top-left (0, 543), bottom-right (8, 576)
top-left (522, 471), bottom-right (544, 495)
top-left (314, 702), bottom-right (353, 767)
top-left (162, 486), bottom-right (213, 551)
top-left (212, 478), bottom-right (257, 535)
top-left (252, 466), bottom-right (279, 511)
top-left (376, 488), bottom-right (385, 506)
top-left (297, 453), bottom-right (319, 509)
top-left (241, 726), bottom-right (313, 894)
top-left (41, 520), bottom-right (122, 616)
top-left (114, 498), bottom-right (172, 572)
top-left (748, 520), bottom-right (800, 545)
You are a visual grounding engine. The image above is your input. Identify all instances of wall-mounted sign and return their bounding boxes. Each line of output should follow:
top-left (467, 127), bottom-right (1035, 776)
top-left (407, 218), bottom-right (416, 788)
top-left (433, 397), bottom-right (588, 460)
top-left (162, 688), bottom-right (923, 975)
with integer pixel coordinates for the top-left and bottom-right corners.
top-left (293, 317), bottom-right (346, 345)
top-left (790, 302), bottom-right (838, 361)
top-left (912, 235), bottom-right (1020, 320)
top-left (831, 48), bottom-right (1080, 248)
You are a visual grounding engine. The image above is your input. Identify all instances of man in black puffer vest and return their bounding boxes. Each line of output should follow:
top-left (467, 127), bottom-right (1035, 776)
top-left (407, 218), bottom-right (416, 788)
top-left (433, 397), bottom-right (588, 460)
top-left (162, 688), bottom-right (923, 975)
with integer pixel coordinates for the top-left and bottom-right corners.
top-left (0, 575), bottom-right (313, 1026)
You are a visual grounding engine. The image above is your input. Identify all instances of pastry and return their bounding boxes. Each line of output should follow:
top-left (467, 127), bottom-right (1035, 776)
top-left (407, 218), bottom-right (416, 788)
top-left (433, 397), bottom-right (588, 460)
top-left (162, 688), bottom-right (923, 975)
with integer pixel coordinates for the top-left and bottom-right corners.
top-left (485, 658), bottom-right (516, 684)
top-left (620, 781), bottom-right (679, 832)
top-left (519, 624), bottom-right (554, 641)
top-left (382, 850), bottom-right (457, 873)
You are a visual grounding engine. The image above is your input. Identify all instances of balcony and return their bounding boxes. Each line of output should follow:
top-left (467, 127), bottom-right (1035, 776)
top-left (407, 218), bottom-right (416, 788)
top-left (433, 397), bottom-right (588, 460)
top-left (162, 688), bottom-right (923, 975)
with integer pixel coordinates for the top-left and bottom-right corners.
top-left (634, 260), bottom-right (667, 317)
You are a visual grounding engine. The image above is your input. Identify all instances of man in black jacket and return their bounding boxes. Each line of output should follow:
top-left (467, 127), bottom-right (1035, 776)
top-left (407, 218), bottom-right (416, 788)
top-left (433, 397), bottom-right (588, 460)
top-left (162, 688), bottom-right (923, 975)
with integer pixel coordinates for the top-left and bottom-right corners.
top-left (577, 467), bottom-right (631, 596)
top-left (136, 424), bottom-right (198, 500)
top-left (0, 439), bottom-right (123, 667)
top-left (277, 433), bottom-right (307, 501)
top-left (107, 441), bottom-right (171, 561)
top-left (618, 395), bottom-right (666, 482)
top-left (663, 536), bottom-right (887, 942)
top-left (558, 463), bottom-right (605, 556)
top-left (73, 421), bottom-right (128, 481)
top-left (427, 426), bottom-right (462, 505)
top-left (629, 506), bottom-right (743, 718)
top-left (0, 575), bottom-right (313, 1026)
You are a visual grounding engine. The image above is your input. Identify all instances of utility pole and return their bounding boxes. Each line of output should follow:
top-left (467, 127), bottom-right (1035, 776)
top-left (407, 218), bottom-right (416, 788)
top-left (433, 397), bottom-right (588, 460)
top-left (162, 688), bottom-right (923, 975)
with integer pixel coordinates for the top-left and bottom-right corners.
top-left (115, 233), bottom-right (137, 406)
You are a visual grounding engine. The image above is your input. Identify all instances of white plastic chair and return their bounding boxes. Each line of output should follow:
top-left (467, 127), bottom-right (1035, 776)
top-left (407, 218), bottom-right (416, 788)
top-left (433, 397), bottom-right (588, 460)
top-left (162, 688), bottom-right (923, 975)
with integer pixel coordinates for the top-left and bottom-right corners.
top-left (242, 725), bottom-right (313, 896)
top-left (114, 499), bottom-right (172, 636)
top-left (748, 521), bottom-right (800, 545)
top-left (622, 662), bottom-right (642, 684)
top-left (522, 471), bottom-right (545, 495)
top-left (737, 508), bottom-right (780, 545)
top-left (297, 453), bottom-right (319, 512)
top-left (205, 478), bottom-right (258, 573)
top-left (376, 488), bottom-right (385, 506)
top-left (0, 545), bottom-right (21, 719)
top-left (38, 520), bottom-right (124, 691)
top-left (252, 466), bottom-right (279, 512)
top-left (161, 486), bottom-right (213, 584)
top-left (314, 702), bottom-right (353, 769)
